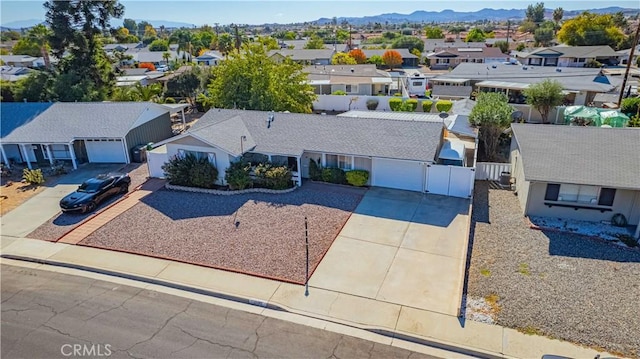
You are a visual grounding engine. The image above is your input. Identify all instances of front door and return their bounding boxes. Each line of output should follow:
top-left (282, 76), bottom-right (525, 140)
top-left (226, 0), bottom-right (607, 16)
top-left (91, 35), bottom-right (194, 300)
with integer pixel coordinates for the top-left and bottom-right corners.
top-left (33, 145), bottom-right (46, 165)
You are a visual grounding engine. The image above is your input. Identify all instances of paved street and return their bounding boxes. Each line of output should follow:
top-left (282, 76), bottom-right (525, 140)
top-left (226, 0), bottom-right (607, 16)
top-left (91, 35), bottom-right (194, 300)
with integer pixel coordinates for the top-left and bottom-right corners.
top-left (1, 264), bottom-right (437, 359)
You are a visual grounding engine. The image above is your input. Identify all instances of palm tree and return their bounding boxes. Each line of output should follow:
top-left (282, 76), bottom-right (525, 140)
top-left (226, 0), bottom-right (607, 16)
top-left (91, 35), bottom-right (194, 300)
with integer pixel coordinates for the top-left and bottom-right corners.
top-left (111, 86), bottom-right (134, 101)
top-left (131, 83), bottom-right (163, 102)
top-left (27, 24), bottom-right (51, 69)
top-left (162, 51), bottom-right (171, 66)
top-left (552, 7), bottom-right (564, 33)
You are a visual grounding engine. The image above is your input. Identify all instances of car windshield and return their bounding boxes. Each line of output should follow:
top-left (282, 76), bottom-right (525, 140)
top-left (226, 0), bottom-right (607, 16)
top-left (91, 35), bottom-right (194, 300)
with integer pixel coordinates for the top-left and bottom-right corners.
top-left (77, 180), bottom-right (103, 193)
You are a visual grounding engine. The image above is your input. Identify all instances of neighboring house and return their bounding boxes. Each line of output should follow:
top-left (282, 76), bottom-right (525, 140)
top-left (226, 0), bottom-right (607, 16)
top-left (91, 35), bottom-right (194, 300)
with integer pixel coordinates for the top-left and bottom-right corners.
top-left (0, 102), bottom-right (173, 169)
top-left (0, 66), bottom-right (32, 82)
top-left (268, 49), bottom-right (335, 65)
top-left (510, 123), bottom-right (640, 239)
top-left (196, 51), bottom-right (224, 66)
top-left (303, 64), bottom-right (392, 95)
top-left (0, 55), bottom-right (43, 68)
top-left (423, 40), bottom-right (486, 53)
top-left (514, 45), bottom-right (619, 67)
top-left (134, 51), bottom-right (181, 66)
top-left (617, 44), bottom-right (640, 66)
top-left (116, 68), bottom-right (165, 86)
top-left (432, 63), bottom-right (620, 106)
top-left (104, 43), bottom-right (145, 53)
top-left (427, 47), bottom-right (509, 70)
top-left (148, 109), bottom-right (477, 198)
top-left (361, 49), bottom-right (419, 67)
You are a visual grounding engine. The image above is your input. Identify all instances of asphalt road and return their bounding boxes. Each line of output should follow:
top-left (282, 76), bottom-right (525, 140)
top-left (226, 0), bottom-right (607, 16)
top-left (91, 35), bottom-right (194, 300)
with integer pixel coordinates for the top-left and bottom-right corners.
top-left (1, 264), bottom-right (438, 359)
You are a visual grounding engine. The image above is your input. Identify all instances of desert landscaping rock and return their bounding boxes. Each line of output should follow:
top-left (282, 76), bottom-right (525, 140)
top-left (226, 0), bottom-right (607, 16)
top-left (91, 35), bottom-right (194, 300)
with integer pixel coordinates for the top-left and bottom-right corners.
top-left (80, 183), bottom-right (364, 283)
top-left (466, 181), bottom-right (640, 357)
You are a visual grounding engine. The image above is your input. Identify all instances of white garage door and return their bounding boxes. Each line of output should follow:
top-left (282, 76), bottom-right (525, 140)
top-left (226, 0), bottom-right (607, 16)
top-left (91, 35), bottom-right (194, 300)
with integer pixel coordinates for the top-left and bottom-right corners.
top-left (372, 158), bottom-right (423, 192)
top-left (85, 139), bottom-right (127, 163)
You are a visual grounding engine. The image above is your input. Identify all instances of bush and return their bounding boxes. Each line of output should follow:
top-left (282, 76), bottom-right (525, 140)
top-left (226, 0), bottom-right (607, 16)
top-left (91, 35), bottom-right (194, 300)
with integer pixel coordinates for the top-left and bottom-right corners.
top-left (162, 154), bottom-right (219, 189)
top-left (621, 97), bottom-right (640, 116)
top-left (225, 161), bottom-right (252, 190)
top-left (393, 92), bottom-right (403, 96)
top-left (422, 100), bottom-right (433, 112)
top-left (254, 163), bottom-right (293, 190)
top-left (22, 168), bottom-right (45, 185)
top-left (366, 98), bottom-right (379, 110)
top-left (345, 170), bottom-right (369, 187)
top-left (389, 98), bottom-right (403, 111)
top-left (308, 158), bottom-right (323, 181)
top-left (616, 234), bottom-right (638, 248)
top-left (321, 167), bottom-right (346, 184)
top-left (435, 100), bottom-right (453, 113)
top-left (405, 99), bottom-right (418, 111)
top-left (164, 97), bottom-right (176, 104)
top-left (332, 90), bottom-right (347, 95)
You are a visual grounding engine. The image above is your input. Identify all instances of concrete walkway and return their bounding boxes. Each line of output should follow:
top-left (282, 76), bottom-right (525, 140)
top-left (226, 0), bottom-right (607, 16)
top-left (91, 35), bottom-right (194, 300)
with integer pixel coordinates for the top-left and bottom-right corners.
top-left (0, 236), bottom-right (620, 359)
top-left (0, 164), bottom-right (122, 238)
top-left (58, 179), bottom-right (165, 244)
top-left (311, 188), bottom-right (470, 316)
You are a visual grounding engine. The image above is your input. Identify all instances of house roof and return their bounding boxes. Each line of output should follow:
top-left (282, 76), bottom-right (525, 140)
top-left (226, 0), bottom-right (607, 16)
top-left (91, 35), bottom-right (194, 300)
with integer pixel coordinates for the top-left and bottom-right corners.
top-left (428, 47), bottom-right (507, 60)
top-left (517, 45), bottom-right (618, 59)
top-left (0, 55), bottom-right (38, 63)
top-left (440, 63), bottom-right (618, 92)
top-left (2, 102), bottom-right (169, 143)
top-left (423, 40), bottom-right (486, 52)
top-left (268, 49), bottom-right (335, 61)
top-left (196, 51), bottom-right (223, 60)
top-left (186, 109), bottom-right (444, 162)
top-left (304, 64), bottom-right (391, 84)
top-left (361, 49), bottom-right (418, 59)
top-left (511, 123), bottom-right (640, 190)
top-left (0, 102), bottom-right (53, 139)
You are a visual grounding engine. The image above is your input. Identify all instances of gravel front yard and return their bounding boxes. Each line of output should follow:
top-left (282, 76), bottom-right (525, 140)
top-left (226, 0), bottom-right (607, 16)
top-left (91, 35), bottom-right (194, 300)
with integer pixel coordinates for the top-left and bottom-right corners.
top-left (466, 182), bottom-right (640, 358)
top-left (28, 163), bottom-right (149, 241)
top-left (80, 183), bottom-right (364, 284)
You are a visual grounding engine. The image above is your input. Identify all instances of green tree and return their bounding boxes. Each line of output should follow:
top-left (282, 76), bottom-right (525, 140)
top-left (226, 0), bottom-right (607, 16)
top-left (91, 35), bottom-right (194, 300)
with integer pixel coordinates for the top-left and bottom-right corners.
top-left (12, 24), bottom-right (51, 61)
top-left (557, 12), bottom-right (627, 49)
top-left (336, 28), bottom-right (350, 43)
top-left (424, 26), bottom-right (444, 39)
top-left (204, 43), bottom-right (316, 113)
top-left (110, 86), bottom-right (134, 101)
top-left (304, 34), bottom-right (325, 49)
top-left (519, 20), bottom-right (538, 34)
top-left (331, 52), bottom-right (357, 65)
top-left (523, 79), bottom-right (564, 124)
top-left (114, 27), bottom-right (138, 43)
top-left (494, 40), bottom-right (509, 54)
top-left (218, 33), bottom-right (234, 55)
top-left (149, 39), bottom-right (169, 51)
top-left (391, 36), bottom-right (424, 53)
top-left (367, 54), bottom-right (383, 67)
top-left (166, 72), bottom-right (200, 104)
top-left (534, 26), bottom-right (554, 47)
top-left (552, 7), bottom-right (564, 28)
top-left (526, 2), bottom-right (546, 24)
top-left (1, 30), bottom-right (21, 42)
top-left (169, 29), bottom-right (193, 54)
top-left (45, 0), bottom-right (124, 101)
top-left (130, 83), bottom-right (163, 101)
top-left (123, 18), bottom-right (137, 34)
top-left (257, 36), bottom-right (279, 50)
top-left (465, 28), bottom-right (487, 42)
top-left (468, 92), bottom-right (514, 162)
top-left (12, 71), bottom-right (54, 102)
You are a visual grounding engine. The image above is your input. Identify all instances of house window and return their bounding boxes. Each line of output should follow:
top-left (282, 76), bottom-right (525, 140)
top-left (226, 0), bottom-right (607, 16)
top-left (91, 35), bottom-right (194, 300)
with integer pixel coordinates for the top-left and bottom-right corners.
top-left (544, 183), bottom-right (616, 206)
top-left (178, 149), bottom-right (216, 165)
top-left (345, 85), bottom-right (358, 93)
top-left (325, 154), bottom-right (352, 170)
top-left (573, 58), bottom-right (586, 63)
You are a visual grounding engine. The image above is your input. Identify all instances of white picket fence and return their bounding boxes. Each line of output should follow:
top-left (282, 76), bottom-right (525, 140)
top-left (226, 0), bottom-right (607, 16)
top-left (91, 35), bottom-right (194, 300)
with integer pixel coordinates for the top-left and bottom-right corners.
top-left (475, 162), bottom-right (511, 181)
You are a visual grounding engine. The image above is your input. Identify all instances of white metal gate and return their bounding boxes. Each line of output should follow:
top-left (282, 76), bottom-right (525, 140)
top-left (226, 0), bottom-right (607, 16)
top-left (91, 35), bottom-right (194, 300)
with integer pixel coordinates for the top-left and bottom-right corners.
top-left (425, 164), bottom-right (475, 198)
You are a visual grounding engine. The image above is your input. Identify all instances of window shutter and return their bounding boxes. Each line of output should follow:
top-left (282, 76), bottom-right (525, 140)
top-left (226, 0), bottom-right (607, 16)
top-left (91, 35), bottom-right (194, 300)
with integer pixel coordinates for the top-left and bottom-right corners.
top-left (598, 188), bottom-right (616, 206)
top-left (544, 184), bottom-right (560, 201)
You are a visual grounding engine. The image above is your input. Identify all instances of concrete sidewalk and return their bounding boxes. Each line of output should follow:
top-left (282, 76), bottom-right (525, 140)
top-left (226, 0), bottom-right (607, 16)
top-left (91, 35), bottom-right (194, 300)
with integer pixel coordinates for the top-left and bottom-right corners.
top-left (0, 236), bottom-right (619, 359)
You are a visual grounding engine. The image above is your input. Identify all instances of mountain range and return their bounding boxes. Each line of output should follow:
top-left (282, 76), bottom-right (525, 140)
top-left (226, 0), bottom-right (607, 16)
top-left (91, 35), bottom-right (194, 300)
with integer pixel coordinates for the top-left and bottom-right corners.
top-left (315, 7), bottom-right (639, 25)
top-left (1, 18), bottom-right (195, 30)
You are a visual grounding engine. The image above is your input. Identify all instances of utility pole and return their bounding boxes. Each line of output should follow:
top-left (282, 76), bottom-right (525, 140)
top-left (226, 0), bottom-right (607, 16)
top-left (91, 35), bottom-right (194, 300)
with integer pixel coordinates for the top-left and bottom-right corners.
top-left (506, 20), bottom-right (510, 48)
top-left (348, 24), bottom-right (352, 50)
top-left (618, 21), bottom-right (640, 107)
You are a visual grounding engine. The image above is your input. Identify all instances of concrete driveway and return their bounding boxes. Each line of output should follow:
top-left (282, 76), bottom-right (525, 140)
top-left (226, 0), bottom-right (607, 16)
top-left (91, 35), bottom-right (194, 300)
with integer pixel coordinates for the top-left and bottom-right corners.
top-left (0, 163), bottom-right (123, 238)
top-left (309, 187), bottom-right (470, 316)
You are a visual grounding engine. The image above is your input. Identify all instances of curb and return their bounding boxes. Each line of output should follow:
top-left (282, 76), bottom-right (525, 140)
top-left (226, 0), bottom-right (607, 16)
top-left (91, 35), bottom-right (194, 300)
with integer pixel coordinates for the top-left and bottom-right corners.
top-left (0, 253), bottom-right (506, 359)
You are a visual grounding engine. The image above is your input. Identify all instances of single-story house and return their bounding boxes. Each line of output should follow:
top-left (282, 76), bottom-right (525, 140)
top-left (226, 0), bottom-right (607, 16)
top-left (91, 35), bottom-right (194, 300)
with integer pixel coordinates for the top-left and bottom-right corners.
top-left (1, 102), bottom-right (173, 169)
top-left (617, 44), bottom-right (640, 66)
top-left (103, 42), bottom-right (145, 53)
top-left (196, 51), bottom-right (224, 66)
top-left (514, 45), bottom-right (619, 67)
top-left (147, 109), bottom-right (477, 197)
top-left (303, 64), bottom-right (392, 95)
top-left (133, 51), bottom-right (182, 66)
top-left (423, 40), bottom-right (486, 53)
top-left (362, 49), bottom-right (419, 67)
top-left (0, 66), bottom-right (32, 82)
top-left (0, 55), bottom-right (44, 68)
top-left (432, 63), bottom-right (620, 106)
top-left (268, 49), bottom-right (335, 65)
top-left (510, 123), bottom-right (640, 239)
top-left (427, 47), bottom-right (509, 70)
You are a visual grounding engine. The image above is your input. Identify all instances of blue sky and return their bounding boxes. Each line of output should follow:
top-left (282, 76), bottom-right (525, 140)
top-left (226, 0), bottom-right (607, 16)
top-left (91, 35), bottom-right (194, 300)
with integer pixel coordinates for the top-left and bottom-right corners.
top-left (1, 1), bottom-right (637, 27)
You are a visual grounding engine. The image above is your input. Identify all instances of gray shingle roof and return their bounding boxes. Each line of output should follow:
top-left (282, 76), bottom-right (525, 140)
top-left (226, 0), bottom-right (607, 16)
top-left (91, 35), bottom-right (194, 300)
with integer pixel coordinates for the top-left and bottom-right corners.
top-left (268, 49), bottom-right (335, 60)
top-left (188, 109), bottom-right (443, 162)
top-left (362, 49), bottom-right (418, 59)
top-left (1, 102), bottom-right (53, 139)
top-left (511, 123), bottom-right (640, 190)
top-left (2, 102), bottom-right (168, 143)
top-left (522, 45), bottom-right (618, 59)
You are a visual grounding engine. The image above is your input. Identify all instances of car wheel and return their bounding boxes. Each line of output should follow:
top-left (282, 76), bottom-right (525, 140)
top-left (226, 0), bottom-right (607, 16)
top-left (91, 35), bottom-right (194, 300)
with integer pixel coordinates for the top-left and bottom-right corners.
top-left (83, 201), bottom-right (96, 214)
top-left (120, 184), bottom-right (129, 193)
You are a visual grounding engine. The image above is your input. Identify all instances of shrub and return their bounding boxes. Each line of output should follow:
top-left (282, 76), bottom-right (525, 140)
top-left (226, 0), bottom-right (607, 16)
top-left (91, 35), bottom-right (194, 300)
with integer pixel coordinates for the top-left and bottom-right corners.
top-left (405, 98), bottom-right (418, 111)
top-left (332, 90), bottom-right (347, 95)
top-left (321, 167), bottom-right (346, 184)
top-left (422, 100), bottom-right (433, 113)
top-left (139, 62), bottom-right (156, 71)
top-left (425, 89), bottom-right (432, 97)
top-left (435, 100), bottom-right (453, 113)
top-left (263, 165), bottom-right (293, 190)
top-left (162, 154), bottom-right (219, 189)
top-left (308, 158), bottom-right (323, 181)
top-left (164, 97), bottom-right (176, 104)
top-left (22, 168), bottom-right (45, 185)
top-left (389, 97), bottom-right (403, 111)
top-left (393, 92), bottom-right (403, 96)
top-left (366, 98), bottom-right (379, 110)
top-left (225, 161), bottom-right (252, 190)
top-left (345, 170), bottom-right (369, 187)
top-left (616, 234), bottom-right (638, 248)
top-left (621, 97), bottom-right (640, 116)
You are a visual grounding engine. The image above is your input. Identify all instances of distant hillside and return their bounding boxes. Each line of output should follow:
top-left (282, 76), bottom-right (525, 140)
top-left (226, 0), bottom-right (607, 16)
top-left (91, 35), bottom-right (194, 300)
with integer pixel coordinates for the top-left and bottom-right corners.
top-left (315, 6), bottom-right (639, 25)
top-left (1, 18), bottom-right (195, 30)
top-left (1, 19), bottom-right (44, 29)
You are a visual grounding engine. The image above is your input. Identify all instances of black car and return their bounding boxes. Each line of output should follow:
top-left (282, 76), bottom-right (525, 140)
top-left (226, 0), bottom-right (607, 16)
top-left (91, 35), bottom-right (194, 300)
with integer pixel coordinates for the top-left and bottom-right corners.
top-left (60, 172), bottom-right (131, 213)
